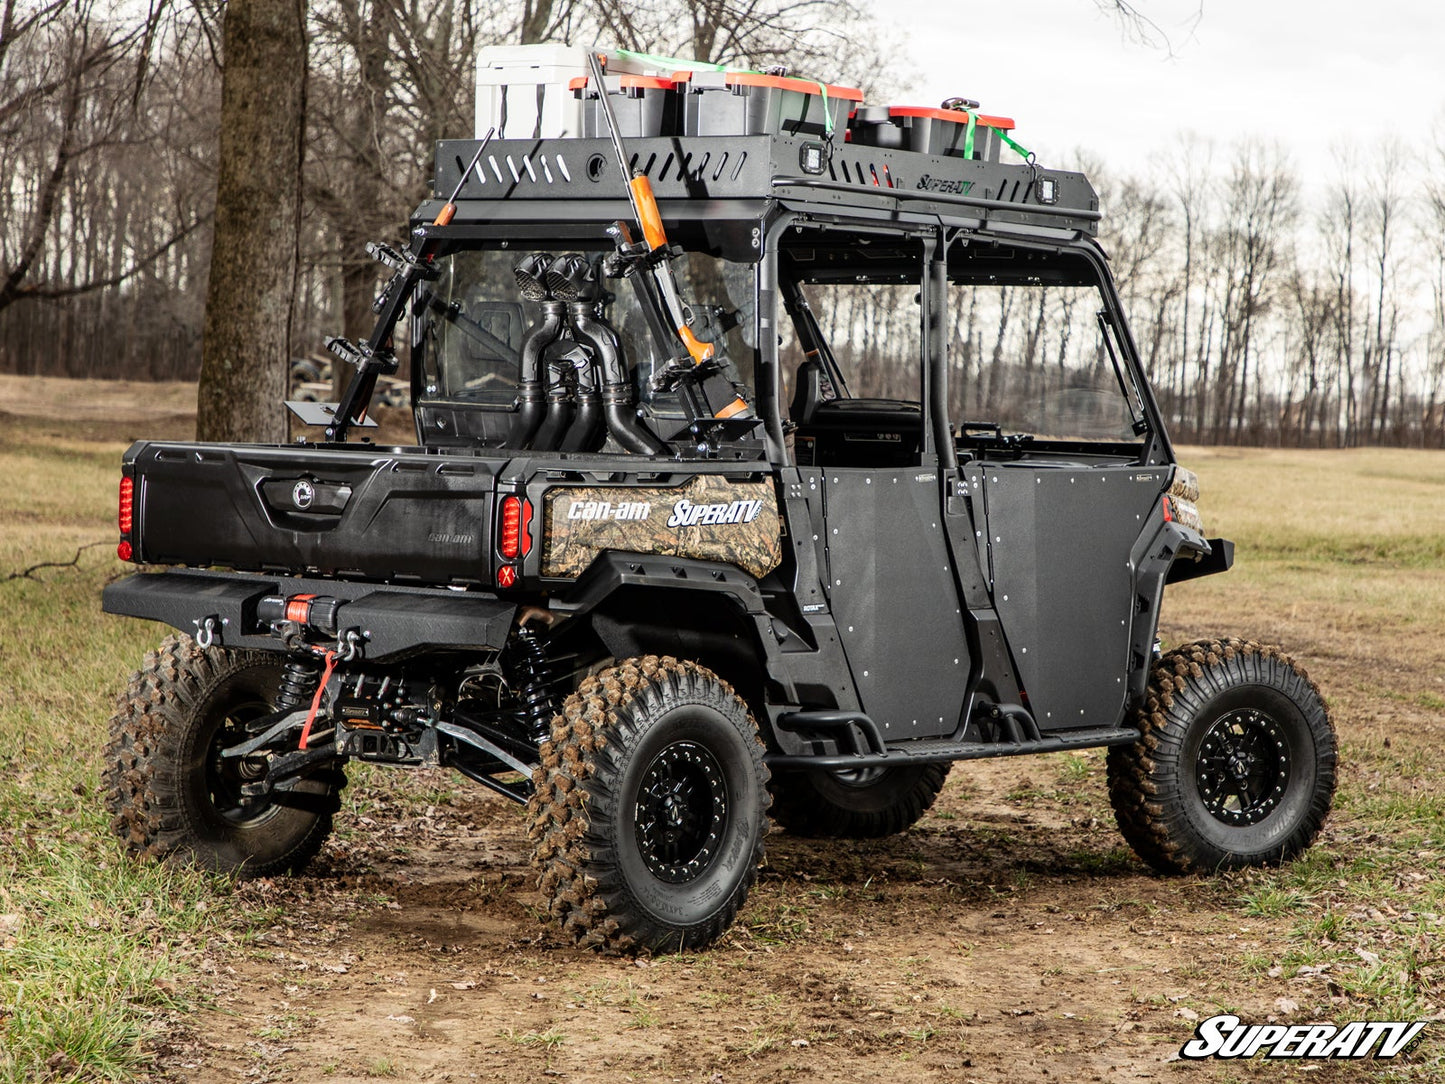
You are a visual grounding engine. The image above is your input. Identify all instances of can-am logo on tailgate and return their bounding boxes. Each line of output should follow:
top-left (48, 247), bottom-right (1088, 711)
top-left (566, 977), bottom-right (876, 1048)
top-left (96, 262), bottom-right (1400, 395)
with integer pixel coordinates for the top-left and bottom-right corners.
top-left (291, 480), bottom-right (315, 510)
top-left (667, 498), bottom-right (764, 528)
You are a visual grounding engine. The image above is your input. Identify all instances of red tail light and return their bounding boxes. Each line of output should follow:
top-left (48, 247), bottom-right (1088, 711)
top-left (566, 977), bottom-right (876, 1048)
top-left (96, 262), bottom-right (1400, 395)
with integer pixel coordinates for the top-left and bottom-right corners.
top-left (118, 476), bottom-right (135, 561)
top-left (499, 495), bottom-right (533, 560)
top-left (118, 476), bottom-right (134, 534)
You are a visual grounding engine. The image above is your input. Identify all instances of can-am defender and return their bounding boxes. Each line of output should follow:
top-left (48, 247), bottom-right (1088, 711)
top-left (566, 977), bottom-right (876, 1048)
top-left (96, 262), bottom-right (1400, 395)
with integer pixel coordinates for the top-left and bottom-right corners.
top-left (102, 51), bottom-right (1335, 952)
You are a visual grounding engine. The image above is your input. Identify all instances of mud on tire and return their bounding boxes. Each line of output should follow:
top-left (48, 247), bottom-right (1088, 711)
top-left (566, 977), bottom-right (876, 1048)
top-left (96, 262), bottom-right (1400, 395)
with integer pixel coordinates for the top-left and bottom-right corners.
top-left (527, 655), bottom-right (769, 954)
top-left (1107, 638), bottom-right (1336, 874)
top-left (103, 635), bottom-right (342, 877)
top-left (768, 764), bottom-right (949, 838)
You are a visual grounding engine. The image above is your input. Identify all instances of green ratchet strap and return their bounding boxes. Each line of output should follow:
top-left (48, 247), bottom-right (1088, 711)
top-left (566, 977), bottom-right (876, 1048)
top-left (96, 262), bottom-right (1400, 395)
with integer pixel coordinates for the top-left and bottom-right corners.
top-left (943, 101), bottom-right (1032, 163)
top-left (612, 48), bottom-right (836, 137)
top-left (994, 127), bottom-right (1033, 162)
top-left (815, 83), bottom-right (833, 136)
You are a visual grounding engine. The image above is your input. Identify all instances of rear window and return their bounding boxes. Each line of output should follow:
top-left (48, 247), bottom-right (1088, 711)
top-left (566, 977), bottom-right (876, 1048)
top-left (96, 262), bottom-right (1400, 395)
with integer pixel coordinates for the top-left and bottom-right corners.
top-left (416, 247), bottom-right (757, 416)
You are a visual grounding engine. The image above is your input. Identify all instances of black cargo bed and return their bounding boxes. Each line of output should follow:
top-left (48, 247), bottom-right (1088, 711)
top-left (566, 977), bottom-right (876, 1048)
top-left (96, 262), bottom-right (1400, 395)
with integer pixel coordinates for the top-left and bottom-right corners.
top-left (127, 442), bottom-right (503, 585)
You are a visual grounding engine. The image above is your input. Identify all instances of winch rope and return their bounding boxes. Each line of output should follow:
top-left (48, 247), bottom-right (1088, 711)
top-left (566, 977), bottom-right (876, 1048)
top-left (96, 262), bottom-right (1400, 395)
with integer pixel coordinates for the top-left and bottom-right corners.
top-left (298, 649), bottom-right (338, 750)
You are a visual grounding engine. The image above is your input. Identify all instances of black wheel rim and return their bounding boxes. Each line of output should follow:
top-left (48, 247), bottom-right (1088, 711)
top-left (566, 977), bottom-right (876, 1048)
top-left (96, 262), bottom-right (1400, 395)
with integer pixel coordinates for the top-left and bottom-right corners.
top-left (634, 740), bottom-right (728, 884)
top-left (205, 696), bottom-right (279, 826)
top-left (1195, 708), bottom-right (1291, 826)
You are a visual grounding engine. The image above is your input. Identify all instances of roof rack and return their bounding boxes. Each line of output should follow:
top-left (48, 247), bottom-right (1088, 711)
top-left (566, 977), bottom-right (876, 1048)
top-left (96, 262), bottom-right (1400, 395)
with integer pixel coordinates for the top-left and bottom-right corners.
top-left (427, 135), bottom-right (1100, 238)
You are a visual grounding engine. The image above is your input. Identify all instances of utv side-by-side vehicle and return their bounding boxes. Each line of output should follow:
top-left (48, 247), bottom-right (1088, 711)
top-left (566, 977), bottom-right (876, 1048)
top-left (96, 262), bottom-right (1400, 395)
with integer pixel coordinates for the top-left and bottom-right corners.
top-left (102, 54), bottom-right (1336, 952)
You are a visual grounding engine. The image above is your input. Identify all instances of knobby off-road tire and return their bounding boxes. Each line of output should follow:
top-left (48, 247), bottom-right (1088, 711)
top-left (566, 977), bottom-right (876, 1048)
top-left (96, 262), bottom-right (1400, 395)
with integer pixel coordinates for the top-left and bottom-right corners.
top-left (527, 656), bottom-right (769, 954)
top-left (104, 635), bottom-right (342, 877)
top-left (768, 763), bottom-right (950, 838)
top-left (1108, 638), bottom-right (1336, 874)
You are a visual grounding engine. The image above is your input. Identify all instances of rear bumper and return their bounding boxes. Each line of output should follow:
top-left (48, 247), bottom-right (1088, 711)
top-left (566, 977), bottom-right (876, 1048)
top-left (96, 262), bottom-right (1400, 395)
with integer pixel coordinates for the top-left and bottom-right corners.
top-left (103, 570), bottom-right (517, 661)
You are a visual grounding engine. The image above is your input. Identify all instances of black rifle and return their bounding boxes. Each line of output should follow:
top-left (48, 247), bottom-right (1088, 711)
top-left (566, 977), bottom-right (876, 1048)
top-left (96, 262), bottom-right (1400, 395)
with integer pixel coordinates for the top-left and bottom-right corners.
top-left (325, 129), bottom-right (495, 442)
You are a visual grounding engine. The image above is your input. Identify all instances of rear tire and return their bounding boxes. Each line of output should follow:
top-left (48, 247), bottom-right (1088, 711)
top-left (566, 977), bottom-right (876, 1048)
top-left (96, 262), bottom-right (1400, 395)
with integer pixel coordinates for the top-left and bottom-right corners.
top-left (1107, 638), bottom-right (1335, 874)
top-left (527, 656), bottom-right (769, 953)
top-left (104, 635), bottom-right (342, 877)
top-left (768, 764), bottom-right (950, 838)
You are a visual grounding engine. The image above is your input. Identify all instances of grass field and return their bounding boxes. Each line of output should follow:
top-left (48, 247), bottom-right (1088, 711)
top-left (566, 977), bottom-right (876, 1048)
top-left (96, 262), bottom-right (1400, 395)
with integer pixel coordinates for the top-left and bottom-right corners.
top-left (2, 387), bottom-right (1444, 1081)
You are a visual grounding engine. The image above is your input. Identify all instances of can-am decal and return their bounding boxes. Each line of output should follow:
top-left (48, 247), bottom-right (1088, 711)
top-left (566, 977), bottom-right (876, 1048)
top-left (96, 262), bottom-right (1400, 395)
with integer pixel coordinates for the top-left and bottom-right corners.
top-left (567, 500), bottom-right (652, 522)
top-left (666, 498), bottom-right (764, 528)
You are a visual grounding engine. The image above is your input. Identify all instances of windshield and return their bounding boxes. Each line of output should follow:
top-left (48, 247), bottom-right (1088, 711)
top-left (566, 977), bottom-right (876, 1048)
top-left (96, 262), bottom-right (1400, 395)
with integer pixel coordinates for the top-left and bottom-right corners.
top-left (417, 246), bottom-right (756, 418)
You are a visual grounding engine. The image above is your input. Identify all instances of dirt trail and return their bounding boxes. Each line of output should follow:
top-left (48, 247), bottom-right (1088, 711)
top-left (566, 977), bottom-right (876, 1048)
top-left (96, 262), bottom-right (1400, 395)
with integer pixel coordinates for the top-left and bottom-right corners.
top-left (174, 588), bottom-right (1414, 1084)
top-left (190, 768), bottom-right (1218, 1084)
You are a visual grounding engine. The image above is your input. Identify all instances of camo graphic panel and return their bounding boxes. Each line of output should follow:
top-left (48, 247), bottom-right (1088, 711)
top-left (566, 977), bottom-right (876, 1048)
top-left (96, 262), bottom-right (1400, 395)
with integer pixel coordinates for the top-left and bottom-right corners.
top-left (1170, 466), bottom-right (1201, 504)
top-left (1170, 466), bottom-right (1206, 533)
top-left (541, 474), bottom-right (782, 579)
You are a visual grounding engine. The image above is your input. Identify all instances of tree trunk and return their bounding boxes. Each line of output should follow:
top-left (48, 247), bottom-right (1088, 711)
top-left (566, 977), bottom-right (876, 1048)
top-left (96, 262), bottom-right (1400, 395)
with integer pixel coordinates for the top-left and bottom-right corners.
top-left (196, 0), bottom-right (307, 442)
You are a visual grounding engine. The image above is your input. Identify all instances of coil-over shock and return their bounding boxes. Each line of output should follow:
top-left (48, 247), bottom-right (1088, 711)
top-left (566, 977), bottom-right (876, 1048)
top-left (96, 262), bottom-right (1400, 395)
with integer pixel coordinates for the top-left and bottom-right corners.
top-left (276, 656), bottom-right (322, 712)
top-left (512, 623), bottom-right (559, 746)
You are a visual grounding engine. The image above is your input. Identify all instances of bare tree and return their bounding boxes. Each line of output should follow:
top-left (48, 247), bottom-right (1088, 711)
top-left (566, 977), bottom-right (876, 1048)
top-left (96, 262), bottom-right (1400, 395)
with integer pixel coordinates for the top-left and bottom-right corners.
top-left (1093, 0), bottom-right (1203, 53)
top-left (195, 0), bottom-right (307, 441)
top-left (1319, 149), bottom-right (1362, 445)
top-left (1360, 140), bottom-right (1406, 441)
top-left (1421, 120), bottom-right (1445, 446)
top-left (585, 0), bottom-right (895, 91)
top-left (0, 0), bottom-right (200, 314)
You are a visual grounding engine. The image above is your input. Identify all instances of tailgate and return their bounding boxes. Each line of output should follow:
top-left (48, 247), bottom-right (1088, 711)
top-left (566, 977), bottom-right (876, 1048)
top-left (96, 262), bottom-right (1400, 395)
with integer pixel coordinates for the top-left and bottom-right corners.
top-left (128, 442), bottom-right (502, 585)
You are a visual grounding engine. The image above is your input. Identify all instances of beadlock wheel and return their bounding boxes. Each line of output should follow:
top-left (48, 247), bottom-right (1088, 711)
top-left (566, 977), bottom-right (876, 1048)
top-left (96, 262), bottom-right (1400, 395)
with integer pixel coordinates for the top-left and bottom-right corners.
top-left (104, 635), bottom-right (343, 877)
top-left (1194, 707), bottom-right (1290, 827)
top-left (633, 740), bottom-right (728, 884)
top-left (527, 656), bottom-right (768, 953)
top-left (1108, 638), bottom-right (1336, 874)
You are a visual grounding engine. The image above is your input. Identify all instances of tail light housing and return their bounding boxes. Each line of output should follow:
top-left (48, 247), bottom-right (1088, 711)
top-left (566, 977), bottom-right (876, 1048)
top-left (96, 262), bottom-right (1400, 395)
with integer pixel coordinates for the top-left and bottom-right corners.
top-left (117, 476), bottom-right (135, 561)
top-left (498, 495), bottom-right (534, 560)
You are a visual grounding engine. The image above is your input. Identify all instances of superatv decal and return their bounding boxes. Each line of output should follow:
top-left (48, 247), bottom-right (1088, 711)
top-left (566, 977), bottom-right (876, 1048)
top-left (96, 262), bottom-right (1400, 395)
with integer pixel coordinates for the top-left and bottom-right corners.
top-left (541, 474), bottom-right (782, 579)
top-left (666, 498), bottom-right (764, 528)
top-left (916, 174), bottom-right (974, 195)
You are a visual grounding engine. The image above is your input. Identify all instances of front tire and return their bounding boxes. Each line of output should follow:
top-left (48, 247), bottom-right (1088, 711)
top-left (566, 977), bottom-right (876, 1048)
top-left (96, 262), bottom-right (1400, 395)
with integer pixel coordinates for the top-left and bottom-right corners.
top-left (1108, 638), bottom-right (1336, 873)
top-left (104, 635), bottom-right (342, 877)
top-left (769, 764), bottom-right (950, 838)
top-left (527, 656), bottom-right (769, 953)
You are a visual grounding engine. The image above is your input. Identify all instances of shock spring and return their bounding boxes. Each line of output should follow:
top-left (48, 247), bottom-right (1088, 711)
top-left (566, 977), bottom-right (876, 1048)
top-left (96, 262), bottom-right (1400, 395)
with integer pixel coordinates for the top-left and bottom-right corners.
top-left (276, 656), bottom-right (321, 711)
top-left (514, 623), bottom-right (559, 746)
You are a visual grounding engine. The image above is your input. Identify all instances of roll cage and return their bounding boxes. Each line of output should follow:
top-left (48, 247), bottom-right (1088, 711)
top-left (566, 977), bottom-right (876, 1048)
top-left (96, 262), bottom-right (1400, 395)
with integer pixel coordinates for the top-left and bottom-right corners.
top-left (381, 134), bottom-right (1170, 467)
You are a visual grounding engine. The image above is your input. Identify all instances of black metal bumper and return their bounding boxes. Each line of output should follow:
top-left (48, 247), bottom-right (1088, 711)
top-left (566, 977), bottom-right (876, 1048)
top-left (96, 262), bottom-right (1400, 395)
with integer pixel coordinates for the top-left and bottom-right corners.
top-left (102, 569), bottom-right (517, 661)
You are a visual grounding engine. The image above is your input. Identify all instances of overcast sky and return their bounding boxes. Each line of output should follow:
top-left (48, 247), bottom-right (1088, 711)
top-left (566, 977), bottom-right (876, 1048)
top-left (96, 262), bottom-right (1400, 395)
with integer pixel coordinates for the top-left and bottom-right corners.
top-left (881, 0), bottom-right (1443, 190)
